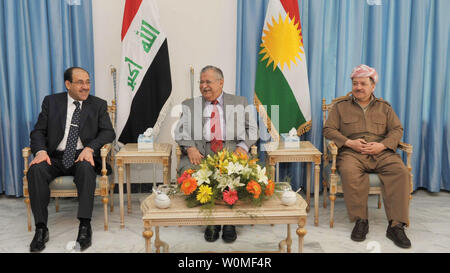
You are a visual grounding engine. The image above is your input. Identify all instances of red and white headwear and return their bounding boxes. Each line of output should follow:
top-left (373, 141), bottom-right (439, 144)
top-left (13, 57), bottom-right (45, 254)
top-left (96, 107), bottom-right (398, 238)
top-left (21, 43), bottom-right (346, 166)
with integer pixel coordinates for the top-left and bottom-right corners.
top-left (350, 64), bottom-right (378, 84)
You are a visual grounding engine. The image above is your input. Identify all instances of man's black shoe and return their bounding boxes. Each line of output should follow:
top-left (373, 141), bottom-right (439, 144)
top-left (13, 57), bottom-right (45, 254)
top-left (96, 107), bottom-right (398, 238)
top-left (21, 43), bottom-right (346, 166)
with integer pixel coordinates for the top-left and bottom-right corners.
top-left (386, 223), bottom-right (411, 249)
top-left (222, 225), bottom-right (237, 243)
top-left (30, 227), bottom-right (49, 253)
top-left (351, 219), bottom-right (369, 242)
top-left (76, 224), bottom-right (92, 251)
top-left (204, 225), bottom-right (221, 242)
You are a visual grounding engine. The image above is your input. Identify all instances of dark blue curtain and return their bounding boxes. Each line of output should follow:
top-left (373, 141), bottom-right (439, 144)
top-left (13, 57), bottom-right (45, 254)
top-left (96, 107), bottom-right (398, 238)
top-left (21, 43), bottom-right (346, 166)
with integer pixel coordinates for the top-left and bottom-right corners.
top-left (0, 0), bottom-right (95, 196)
top-left (236, 0), bottom-right (450, 192)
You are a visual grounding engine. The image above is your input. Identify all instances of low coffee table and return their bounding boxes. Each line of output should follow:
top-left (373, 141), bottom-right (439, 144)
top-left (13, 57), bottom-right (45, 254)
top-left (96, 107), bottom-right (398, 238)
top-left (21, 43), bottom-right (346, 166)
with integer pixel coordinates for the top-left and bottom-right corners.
top-left (141, 193), bottom-right (308, 253)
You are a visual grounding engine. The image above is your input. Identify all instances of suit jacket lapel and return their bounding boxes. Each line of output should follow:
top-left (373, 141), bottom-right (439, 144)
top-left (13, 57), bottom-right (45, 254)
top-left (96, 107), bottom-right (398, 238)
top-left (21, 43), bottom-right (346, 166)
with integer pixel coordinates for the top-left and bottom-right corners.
top-left (79, 95), bottom-right (92, 131)
top-left (201, 96), bottom-right (208, 131)
top-left (58, 93), bottom-right (68, 134)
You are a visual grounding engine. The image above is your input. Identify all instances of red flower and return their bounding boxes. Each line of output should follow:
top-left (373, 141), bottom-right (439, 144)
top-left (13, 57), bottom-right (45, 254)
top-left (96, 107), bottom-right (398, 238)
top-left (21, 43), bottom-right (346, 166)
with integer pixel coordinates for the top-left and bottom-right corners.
top-left (177, 169), bottom-right (194, 184)
top-left (223, 189), bottom-right (238, 205)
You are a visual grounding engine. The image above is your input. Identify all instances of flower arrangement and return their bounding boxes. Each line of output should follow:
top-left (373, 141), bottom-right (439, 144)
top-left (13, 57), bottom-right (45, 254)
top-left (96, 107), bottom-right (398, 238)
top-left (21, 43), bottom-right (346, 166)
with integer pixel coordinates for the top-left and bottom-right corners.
top-left (177, 149), bottom-right (275, 208)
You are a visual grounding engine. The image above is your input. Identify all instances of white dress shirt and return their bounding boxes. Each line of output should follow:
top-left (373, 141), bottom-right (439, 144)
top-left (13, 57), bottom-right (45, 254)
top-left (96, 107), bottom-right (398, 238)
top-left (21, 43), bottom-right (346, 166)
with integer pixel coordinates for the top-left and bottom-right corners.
top-left (56, 93), bottom-right (84, 151)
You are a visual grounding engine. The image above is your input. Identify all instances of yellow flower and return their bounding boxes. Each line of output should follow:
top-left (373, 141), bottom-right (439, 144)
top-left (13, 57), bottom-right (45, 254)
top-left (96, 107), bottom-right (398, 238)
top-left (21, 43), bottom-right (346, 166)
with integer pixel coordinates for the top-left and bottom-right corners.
top-left (231, 153), bottom-right (238, 163)
top-left (196, 185), bottom-right (213, 204)
top-left (216, 159), bottom-right (229, 173)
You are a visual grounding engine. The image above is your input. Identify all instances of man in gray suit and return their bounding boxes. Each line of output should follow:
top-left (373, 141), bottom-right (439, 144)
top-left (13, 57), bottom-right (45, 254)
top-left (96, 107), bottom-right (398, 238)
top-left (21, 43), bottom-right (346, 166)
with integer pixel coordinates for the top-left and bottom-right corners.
top-left (175, 65), bottom-right (258, 243)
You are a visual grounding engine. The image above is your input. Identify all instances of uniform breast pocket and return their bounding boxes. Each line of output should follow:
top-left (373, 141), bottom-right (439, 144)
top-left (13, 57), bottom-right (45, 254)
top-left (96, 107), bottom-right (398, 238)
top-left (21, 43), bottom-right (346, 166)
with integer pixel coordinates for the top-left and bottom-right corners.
top-left (341, 116), bottom-right (360, 135)
top-left (372, 114), bottom-right (387, 135)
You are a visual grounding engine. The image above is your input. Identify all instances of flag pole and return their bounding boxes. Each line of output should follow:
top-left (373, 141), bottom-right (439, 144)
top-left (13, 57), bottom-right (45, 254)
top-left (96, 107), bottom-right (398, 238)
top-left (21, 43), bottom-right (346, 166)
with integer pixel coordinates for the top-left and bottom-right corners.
top-left (110, 65), bottom-right (120, 151)
top-left (110, 65), bottom-right (117, 115)
top-left (190, 65), bottom-right (194, 99)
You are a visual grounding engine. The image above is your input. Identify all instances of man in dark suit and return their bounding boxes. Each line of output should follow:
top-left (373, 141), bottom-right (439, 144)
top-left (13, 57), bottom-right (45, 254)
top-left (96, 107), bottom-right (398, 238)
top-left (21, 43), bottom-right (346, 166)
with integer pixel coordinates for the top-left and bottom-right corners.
top-left (27, 67), bottom-right (115, 252)
top-left (175, 65), bottom-right (258, 243)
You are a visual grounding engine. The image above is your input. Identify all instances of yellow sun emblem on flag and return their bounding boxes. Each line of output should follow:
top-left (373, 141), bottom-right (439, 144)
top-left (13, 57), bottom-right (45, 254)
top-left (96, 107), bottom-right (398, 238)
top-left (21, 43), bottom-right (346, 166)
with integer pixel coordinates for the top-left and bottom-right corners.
top-left (259, 14), bottom-right (304, 71)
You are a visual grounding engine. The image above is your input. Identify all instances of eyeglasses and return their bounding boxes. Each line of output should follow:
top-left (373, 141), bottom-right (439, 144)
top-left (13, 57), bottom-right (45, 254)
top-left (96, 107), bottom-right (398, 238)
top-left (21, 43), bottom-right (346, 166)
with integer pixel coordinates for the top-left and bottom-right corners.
top-left (198, 80), bottom-right (219, 85)
top-left (71, 80), bottom-right (91, 86)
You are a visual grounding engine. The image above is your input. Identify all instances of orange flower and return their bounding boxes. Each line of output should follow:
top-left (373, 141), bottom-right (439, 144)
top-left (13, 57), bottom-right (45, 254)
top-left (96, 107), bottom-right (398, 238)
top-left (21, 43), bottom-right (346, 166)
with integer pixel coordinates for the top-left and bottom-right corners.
top-left (246, 180), bottom-right (261, 199)
top-left (265, 180), bottom-right (275, 196)
top-left (181, 177), bottom-right (197, 195)
top-left (177, 169), bottom-right (194, 184)
top-left (249, 158), bottom-right (259, 166)
top-left (235, 150), bottom-right (248, 160)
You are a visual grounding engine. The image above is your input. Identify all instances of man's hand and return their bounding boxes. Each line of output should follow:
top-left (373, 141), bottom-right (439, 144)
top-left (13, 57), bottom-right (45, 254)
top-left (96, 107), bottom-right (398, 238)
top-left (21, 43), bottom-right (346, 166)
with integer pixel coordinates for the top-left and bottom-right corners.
top-left (75, 147), bottom-right (95, 167)
top-left (361, 142), bottom-right (386, 155)
top-left (344, 139), bottom-right (368, 153)
top-left (187, 146), bottom-right (204, 165)
top-left (30, 151), bottom-right (51, 166)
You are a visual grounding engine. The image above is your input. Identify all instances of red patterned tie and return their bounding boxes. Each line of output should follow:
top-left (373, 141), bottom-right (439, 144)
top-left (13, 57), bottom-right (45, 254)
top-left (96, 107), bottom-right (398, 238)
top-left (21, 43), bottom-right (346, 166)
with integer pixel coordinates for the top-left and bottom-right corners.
top-left (210, 100), bottom-right (223, 153)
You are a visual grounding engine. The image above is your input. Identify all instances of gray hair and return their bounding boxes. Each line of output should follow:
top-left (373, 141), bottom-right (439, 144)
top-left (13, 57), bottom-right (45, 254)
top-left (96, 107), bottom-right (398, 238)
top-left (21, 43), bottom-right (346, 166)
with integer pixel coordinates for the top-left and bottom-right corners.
top-left (200, 65), bottom-right (224, 80)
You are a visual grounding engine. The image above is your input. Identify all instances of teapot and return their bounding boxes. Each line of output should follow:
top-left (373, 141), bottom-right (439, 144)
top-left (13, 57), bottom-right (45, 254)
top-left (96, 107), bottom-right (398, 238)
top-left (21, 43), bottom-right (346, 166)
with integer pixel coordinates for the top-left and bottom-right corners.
top-left (154, 190), bottom-right (171, 209)
top-left (281, 191), bottom-right (297, 206)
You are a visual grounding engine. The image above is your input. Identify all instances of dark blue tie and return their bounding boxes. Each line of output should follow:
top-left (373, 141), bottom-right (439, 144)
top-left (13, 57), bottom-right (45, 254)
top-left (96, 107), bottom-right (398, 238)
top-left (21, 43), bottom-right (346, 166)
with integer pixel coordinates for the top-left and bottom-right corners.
top-left (62, 101), bottom-right (81, 169)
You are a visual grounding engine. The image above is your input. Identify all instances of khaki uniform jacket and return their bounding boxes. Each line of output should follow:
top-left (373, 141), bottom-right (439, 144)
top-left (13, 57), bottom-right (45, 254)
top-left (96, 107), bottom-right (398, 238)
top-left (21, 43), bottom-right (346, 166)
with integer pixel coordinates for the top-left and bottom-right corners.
top-left (323, 95), bottom-right (403, 151)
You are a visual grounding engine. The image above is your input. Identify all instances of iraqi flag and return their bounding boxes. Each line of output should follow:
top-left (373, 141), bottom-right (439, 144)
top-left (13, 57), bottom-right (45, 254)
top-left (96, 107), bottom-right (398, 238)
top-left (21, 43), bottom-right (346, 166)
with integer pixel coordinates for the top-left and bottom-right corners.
top-left (254, 0), bottom-right (311, 140)
top-left (117, 0), bottom-right (172, 144)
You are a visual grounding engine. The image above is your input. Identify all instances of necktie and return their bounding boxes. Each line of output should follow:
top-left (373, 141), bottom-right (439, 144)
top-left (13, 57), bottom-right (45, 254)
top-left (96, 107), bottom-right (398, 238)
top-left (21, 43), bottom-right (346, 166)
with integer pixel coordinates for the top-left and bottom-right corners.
top-left (62, 101), bottom-right (81, 169)
top-left (210, 100), bottom-right (223, 153)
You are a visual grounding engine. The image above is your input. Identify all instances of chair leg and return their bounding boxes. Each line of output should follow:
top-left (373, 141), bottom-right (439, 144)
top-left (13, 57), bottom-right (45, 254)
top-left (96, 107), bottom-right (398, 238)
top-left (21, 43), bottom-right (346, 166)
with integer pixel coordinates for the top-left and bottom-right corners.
top-left (322, 180), bottom-right (328, 208)
top-left (378, 194), bottom-right (382, 209)
top-left (55, 197), bottom-right (59, 212)
top-left (103, 196), bottom-right (109, 231)
top-left (329, 193), bottom-right (336, 228)
top-left (110, 183), bottom-right (115, 212)
top-left (25, 198), bottom-right (32, 232)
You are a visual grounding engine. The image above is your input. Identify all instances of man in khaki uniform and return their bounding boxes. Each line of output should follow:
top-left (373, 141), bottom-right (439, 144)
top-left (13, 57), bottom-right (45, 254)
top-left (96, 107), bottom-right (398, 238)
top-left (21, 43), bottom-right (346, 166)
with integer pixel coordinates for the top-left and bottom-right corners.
top-left (323, 64), bottom-right (411, 248)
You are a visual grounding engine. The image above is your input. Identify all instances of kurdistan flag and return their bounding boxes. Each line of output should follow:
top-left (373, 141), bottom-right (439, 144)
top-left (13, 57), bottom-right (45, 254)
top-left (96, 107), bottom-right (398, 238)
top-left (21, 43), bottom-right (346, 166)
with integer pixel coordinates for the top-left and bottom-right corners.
top-left (117, 0), bottom-right (172, 144)
top-left (254, 0), bottom-right (311, 140)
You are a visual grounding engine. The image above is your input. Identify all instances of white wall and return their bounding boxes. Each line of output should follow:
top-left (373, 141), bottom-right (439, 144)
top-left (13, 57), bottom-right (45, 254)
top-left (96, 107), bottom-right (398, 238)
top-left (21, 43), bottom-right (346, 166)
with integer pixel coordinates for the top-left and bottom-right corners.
top-left (92, 0), bottom-right (237, 183)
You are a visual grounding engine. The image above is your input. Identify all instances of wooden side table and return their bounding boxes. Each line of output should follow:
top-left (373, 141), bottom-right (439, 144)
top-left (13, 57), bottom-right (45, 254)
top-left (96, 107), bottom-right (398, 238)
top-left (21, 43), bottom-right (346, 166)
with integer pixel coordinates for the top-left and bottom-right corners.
top-left (115, 143), bottom-right (172, 228)
top-left (141, 193), bottom-right (307, 253)
top-left (264, 141), bottom-right (322, 226)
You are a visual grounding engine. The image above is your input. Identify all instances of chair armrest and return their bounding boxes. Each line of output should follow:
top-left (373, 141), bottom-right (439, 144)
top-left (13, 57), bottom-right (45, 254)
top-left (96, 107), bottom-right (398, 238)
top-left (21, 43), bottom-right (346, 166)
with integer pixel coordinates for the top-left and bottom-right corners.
top-left (100, 143), bottom-right (112, 176)
top-left (398, 142), bottom-right (413, 174)
top-left (175, 145), bottom-right (182, 171)
top-left (23, 147), bottom-right (31, 158)
top-left (22, 147), bottom-right (31, 174)
top-left (398, 142), bottom-right (412, 154)
top-left (100, 143), bottom-right (112, 158)
top-left (326, 140), bottom-right (338, 175)
top-left (327, 140), bottom-right (338, 156)
top-left (250, 145), bottom-right (257, 156)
